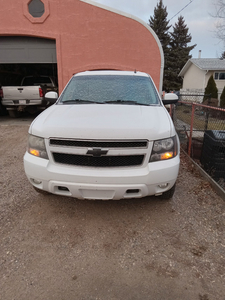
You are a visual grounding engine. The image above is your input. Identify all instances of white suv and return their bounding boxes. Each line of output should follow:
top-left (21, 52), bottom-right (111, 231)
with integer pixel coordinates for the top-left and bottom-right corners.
top-left (24, 70), bottom-right (180, 200)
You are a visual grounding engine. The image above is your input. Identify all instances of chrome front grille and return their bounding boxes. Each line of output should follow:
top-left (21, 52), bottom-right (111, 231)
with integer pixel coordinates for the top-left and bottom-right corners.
top-left (50, 139), bottom-right (147, 148)
top-left (49, 138), bottom-right (149, 168)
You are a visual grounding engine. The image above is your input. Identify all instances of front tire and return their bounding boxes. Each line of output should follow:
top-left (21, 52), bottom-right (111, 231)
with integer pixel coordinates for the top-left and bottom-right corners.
top-left (159, 184), bottom-right (176, 200)
top-left (0, 102), bottom-right (8, 116)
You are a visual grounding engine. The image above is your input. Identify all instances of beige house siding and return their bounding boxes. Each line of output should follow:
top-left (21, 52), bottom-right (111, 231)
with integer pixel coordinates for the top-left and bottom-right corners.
top-left (182, 68), bottom-right (223, 102)
top-left (179, 59), bottom-right (225, 104)
top-left (182, 68), bottom-right (225, 90)
top-left (182, 64), bottom-right (205, 90)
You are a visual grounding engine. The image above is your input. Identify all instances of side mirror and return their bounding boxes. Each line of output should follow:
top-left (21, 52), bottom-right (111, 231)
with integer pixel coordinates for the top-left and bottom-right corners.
top-left (45, 91), bottom-right (58, 103)
top-left (162, 93), bottom-right (178, 105)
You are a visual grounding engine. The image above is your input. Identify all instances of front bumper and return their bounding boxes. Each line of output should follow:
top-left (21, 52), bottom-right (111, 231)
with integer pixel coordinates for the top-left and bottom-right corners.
top-left (24, 152), bottom-right (180, 200)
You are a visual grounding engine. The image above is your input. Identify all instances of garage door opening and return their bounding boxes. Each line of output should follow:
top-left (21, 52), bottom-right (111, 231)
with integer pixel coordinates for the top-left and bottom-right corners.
top-left (0, 36), bottom-right (58, 116)
top-left (0, 63), bottom-right (57, 86)
top-left (0, 36), bottom-right (57, 86)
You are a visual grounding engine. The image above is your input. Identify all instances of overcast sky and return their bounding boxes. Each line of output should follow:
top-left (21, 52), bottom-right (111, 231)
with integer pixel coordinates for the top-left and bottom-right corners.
top-left (92, 0), bottom-right (223, 58)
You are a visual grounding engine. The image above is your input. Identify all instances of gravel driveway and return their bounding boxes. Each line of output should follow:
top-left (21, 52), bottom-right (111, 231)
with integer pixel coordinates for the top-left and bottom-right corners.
top-left (0, 117), bottom-right (225, 300)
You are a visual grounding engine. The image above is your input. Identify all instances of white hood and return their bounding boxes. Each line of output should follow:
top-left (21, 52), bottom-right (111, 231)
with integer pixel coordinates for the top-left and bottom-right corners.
top-left (30, 104), bottom-right (175, 141)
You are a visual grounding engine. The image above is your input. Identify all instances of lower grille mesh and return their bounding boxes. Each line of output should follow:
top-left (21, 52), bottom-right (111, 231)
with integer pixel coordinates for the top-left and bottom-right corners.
top-left (53, 153), bottom-right (144, 167)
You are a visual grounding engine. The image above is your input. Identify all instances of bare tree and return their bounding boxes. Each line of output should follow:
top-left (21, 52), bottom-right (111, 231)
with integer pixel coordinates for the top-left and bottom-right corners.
top-left (213, 0), bottom-right (225, 42)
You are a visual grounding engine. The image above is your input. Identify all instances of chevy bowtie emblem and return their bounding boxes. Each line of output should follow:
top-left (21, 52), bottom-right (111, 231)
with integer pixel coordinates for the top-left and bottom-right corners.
top-left (87, 148), bottom-right (108, 157)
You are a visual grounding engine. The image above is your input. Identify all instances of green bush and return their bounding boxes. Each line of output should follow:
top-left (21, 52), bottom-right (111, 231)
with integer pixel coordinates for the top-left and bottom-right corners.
top-left (220, 85), bottom-right (225, 108)
top-left (204, 75), bottom-right (218, 100)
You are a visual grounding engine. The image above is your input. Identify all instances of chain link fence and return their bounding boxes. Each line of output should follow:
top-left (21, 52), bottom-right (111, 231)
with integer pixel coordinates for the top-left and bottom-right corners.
top-left (172, 94), bottom-right (225, 191)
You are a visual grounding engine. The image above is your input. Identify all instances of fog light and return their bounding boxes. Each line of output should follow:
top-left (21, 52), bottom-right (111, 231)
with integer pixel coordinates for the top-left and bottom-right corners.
top-left (158, 183), bottom-right (169, 189)
top-left (32, 178), bottom-right (42, 185)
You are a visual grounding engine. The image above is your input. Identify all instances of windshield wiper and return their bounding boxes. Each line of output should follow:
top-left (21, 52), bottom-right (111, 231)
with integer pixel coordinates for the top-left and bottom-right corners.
top-left (62, 99), bottom-right (103, 104)
top-left (105, 100), bottom-right (149, 106)
top-left (62, 99), bottom-right (150, 106)
top-left (105, 100), bottom-right (135, 104)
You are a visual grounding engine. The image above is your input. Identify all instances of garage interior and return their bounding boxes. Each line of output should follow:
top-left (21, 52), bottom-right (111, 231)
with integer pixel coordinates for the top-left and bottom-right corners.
top-left (0, 36), bottom-right (58, 87)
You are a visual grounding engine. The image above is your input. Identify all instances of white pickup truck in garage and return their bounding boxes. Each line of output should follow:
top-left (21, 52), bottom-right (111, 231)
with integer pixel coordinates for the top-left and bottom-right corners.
top-left (24, 70), bottom-right (180, 200)
top-left (1, 75), bottom-right (58, 117)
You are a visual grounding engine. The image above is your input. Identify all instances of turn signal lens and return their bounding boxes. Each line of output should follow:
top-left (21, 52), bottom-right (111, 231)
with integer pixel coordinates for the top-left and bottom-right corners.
top-left (29, 148), bottom-right (40, 157)
top-left (161, 152), bottom-right (173, 160)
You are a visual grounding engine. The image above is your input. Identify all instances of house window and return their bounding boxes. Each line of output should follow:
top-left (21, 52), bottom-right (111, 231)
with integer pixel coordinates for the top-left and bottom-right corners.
top-left (28, 0), bottom-right (45, 18)
top-left (214, 72), bottom-right (225, 80)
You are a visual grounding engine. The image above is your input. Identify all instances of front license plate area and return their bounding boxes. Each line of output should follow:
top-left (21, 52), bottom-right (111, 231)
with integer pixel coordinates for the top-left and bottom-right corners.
top-left (79, 189), bottom-right (115, 200)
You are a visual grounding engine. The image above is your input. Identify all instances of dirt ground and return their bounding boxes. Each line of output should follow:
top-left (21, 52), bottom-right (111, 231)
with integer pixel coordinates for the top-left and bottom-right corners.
top-left (0, 116), bottom-right (225, 300)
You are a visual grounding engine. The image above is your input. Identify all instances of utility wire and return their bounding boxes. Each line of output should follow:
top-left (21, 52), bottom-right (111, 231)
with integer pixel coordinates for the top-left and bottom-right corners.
top-left (168, 0), bottom-right (194, 22)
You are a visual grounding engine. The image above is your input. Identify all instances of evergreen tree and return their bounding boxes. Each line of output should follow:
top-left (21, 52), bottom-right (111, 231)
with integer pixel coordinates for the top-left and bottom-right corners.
top-left (204, 75), bottom-right (218, 100)
top-left (168, 16), bottom-right (196, 91)
top-left (220, 85), bottom-right (225, 108)
top-left (148, 0), bottom-right (171, 91)
top-left (220, 51), bottom-right (225, 59)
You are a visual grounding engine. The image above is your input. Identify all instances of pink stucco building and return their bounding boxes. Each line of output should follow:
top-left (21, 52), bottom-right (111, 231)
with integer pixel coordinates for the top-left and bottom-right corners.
top-left (0, 0), bottom-right (164, 93)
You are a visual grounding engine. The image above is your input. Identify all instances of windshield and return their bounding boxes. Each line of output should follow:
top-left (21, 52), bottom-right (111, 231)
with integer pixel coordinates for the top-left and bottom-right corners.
top-left (59, 75), bottom-right (160, 106)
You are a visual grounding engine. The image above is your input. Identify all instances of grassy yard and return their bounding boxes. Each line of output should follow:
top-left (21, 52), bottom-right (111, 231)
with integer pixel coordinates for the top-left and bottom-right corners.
top-left (175, 105), bottom-right (225, 131)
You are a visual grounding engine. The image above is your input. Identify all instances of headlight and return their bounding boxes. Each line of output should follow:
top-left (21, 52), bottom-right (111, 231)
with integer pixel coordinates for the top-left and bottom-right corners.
top-left (27, 134), bottom-right (48, 159)
top-left (150, 136), bottom-right (178, 162)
